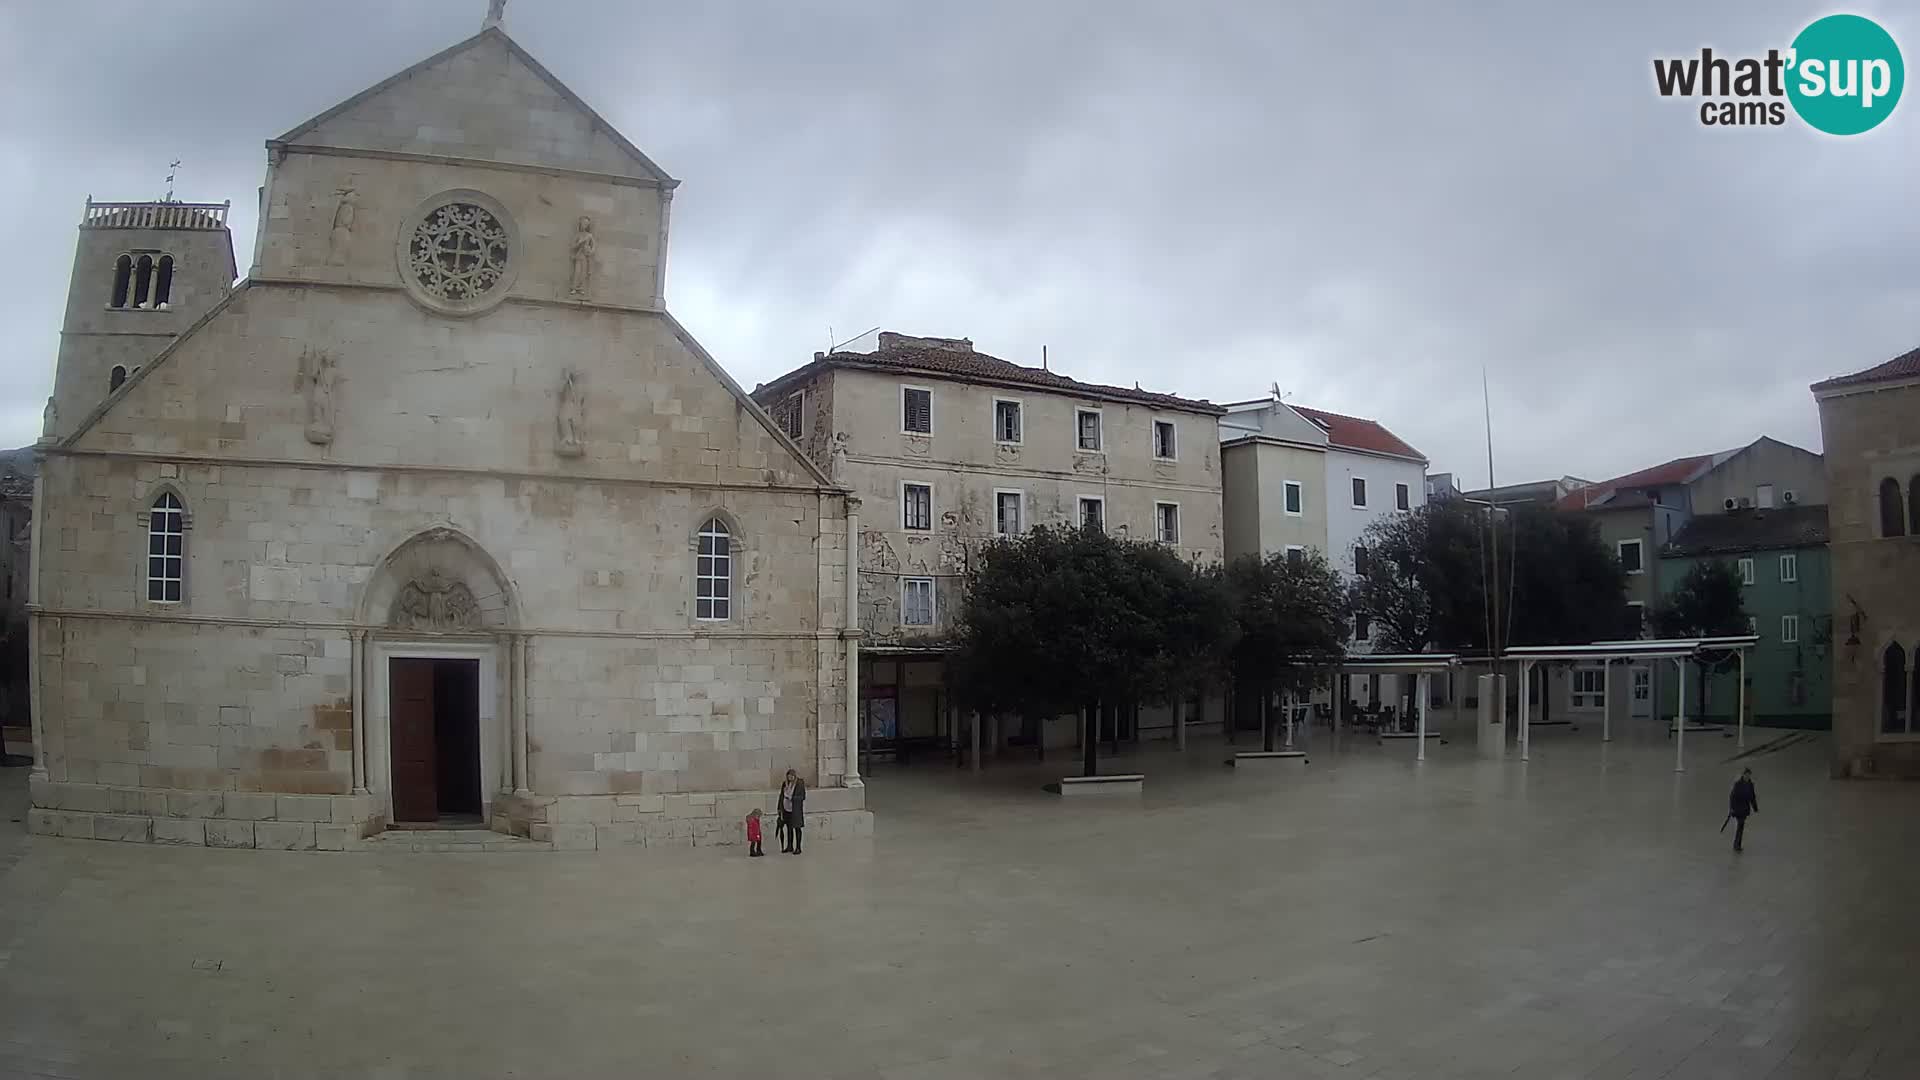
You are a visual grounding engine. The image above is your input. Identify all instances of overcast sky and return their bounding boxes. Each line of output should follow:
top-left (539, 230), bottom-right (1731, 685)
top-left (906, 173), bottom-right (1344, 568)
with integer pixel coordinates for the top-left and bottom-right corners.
top-left (4, 0), bottom-right (1915, 484)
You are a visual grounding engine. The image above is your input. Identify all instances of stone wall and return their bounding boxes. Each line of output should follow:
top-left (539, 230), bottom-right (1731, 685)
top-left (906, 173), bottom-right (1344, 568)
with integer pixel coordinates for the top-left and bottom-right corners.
top-left (1817, 380), bottom-right (1920, 777)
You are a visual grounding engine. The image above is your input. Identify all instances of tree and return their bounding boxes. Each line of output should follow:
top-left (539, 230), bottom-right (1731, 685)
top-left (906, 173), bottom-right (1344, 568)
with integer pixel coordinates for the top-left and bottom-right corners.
top-left (1649, 560), bottom-right (1749, 719)
top-left (1226, 550), bottom-right (1348, 751)
top-left (1349, 508), bottom-right (1435, 654)
top-left (948, 526), bottom-right (1233, 776)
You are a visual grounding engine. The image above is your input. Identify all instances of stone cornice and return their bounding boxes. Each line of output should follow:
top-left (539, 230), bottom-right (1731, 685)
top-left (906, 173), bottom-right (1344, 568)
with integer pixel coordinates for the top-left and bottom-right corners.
top-left (45, 447), bottom-right (838, 497)
top-left (242, 274), bottom-right (665, 316)
top-left (269, 141), bottom-right (675, 191)
top-left (31, 606), bottom-right (833, 641)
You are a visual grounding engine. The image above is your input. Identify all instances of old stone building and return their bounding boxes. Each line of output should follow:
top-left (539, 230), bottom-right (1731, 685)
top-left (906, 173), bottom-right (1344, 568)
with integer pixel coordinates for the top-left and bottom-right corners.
top-left (27, 14), bottom-right (866, 848)
top-left (754, 332), bottom-right (1225, 755)
top-left (1813, 347), bottom-right (1920, 778)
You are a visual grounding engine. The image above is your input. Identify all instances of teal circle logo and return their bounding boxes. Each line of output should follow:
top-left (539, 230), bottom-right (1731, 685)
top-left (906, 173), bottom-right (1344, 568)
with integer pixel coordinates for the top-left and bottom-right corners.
top-left (1787, 14), bottom-right (1904, 135)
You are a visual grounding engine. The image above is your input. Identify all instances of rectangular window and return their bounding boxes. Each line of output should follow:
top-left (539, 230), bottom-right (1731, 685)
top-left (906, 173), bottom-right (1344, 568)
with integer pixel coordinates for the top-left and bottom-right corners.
top-left (1625, 600), bottom-right (1647, 638)
top-left (1395, 482), bottom-right (1410, 511)
top-left (695, 518), bottom-right (732, 621)
top-left (1748, 615), bottom-right (1759, 637)
top-left (993, 399), bottom-right (1022, 444)
top-left (1153, 420), bottom-right (1177, 460)
top-left (1285, 545), bottom-right (1305, 567)
top-left (902, 482), bottom-right (932, 531)
top-left (1618, 539), bottom-right (1643, 574)
top-left (1076, 408), bottom-right (1103, 452)
top-left (1353, 546), bottom-right (1369, 576)
top-left (1078, 496), bottom-right (1105, 532)
top-left (147, 496), bottom-right (185, 603)
top-left (1781, 614), bottom-right (1799, 643)
top-left (901, 578), bottom-right (935, 627)
top-left (1354, 610), bottom-right (1371, 642)
top-left (1788, 671), bottom-right (1807, 706)
top-left (1756, 483), bottom-right (1775, 509)
top-left (1351, 477), bottom-right (1367, 507)
top-left (995, 490), bottom-right (1023, 537)
top-left (1283, 481), bottom-right (1303, 516)
top-left (776, 392), bottom-right (805, 440)
top-left (1738, 557), bottom-right (1755, 586)
top-left (1155, 502), bottom-right (1180, 544)
top-left (1572, 667), bottom-right (1606, 709)
top-left (1633, 667), bottom-right (1650, 701)
top-left (902, 386), bottom-right (932, 434)
top-left (1779, 553), bottom-right (1798, 583)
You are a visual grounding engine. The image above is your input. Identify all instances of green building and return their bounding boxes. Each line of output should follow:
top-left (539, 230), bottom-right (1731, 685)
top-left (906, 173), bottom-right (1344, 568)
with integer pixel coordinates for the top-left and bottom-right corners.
top-left (1656, 505), bottom-right (1831, 729)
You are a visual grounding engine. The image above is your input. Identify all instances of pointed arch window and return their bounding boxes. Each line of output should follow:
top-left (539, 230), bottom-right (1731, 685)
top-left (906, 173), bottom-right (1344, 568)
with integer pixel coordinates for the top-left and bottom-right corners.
top-left (1879, 477), bottom-right (1905, 538)
top-left (109, 365), bottom-right (127, 391)
top-left (132, 254), bottom-right (155, 309)
top-left (695, 517), bottom-right (732, 621)
top-left (147, 492), bottom-right (184, 603)
top-left (1884, 642), bottom-right (1909, 735)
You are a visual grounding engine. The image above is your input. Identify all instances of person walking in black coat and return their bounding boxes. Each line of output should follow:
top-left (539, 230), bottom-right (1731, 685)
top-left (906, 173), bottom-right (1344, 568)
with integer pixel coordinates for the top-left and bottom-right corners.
top-left (778, 768), bottom-right (807, 854)
top-left (1726, 767), bottom-right (1759, 852)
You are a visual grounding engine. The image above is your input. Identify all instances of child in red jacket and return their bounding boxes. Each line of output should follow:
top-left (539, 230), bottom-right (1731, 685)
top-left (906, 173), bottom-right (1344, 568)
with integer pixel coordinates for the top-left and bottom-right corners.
top-left (745, 808), bottom-right (764, 857)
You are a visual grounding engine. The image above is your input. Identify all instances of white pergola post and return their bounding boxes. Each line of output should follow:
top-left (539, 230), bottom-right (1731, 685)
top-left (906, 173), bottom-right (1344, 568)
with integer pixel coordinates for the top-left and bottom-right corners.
top-left (1674, 658), bottom-right (1688, 773)
top-left (1602, 658), bottom-right (1613, 743)
top-left (1332, 674), bottom-right (1344, 734)
top-left (970, 710), bottom-right (981, 774)
top-left (1175, 697), bottom-right (1187, 751)
top-left (1519, 660), bottom-right (1532, 761)
top-left (1416, 671), bottom-right (1430, 762)
top-left (1737, 650), bottom-right (1747, 749)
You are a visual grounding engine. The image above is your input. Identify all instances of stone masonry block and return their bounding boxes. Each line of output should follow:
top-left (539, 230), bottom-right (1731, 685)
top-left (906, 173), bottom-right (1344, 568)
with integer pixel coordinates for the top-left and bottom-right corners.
top-left (330, 794), bottom-right (372, 825)
top-left (153, 819), bottom-right (207, 846)
top-left (224, 793), bottom-right (277, 820)
top-left (167, 791), bottom-right (225, 819)
top-left (206, 820), bottom-right (257, 849)
top-left (613, 794), bottom-right (664, 813)
top-left (50, 811), bottom-right (96, 839)
top-left (275, 795), bottom-right (333, 822)
top-left (663, 795), bottom-right (713, 818)
top-left (314, 824), bottom-right (354, 851)
top-left (58, 784), bottom-right (112, 814)
top-left (92, 814), bottom-right (153, 844)
top-left (549, 798), bottom-right (614, 825)
top-left (548, 823), bottom-right (598, 851)
top-left (255, 821), bottom-right (316, 851)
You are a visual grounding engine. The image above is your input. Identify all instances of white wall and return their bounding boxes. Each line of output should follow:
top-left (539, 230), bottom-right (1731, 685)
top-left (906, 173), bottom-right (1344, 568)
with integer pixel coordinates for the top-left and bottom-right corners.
top-left (1325, 448), bottom-right (1428, 651)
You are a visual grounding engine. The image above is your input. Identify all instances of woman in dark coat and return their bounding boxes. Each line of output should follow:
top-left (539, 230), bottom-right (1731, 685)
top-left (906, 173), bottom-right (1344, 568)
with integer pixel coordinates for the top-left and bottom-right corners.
top-left (779, 768), bottom-right (807, 854)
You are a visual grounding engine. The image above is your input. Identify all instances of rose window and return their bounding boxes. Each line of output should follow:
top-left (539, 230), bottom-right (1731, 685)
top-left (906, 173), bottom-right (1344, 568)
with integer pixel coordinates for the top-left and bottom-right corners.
top-left (407, 203), bottom-right (511, 302)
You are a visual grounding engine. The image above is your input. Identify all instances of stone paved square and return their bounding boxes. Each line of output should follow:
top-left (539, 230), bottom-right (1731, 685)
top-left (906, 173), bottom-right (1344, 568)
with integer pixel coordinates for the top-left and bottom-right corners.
top-left (0, 721), bottom-right (1914, 1079)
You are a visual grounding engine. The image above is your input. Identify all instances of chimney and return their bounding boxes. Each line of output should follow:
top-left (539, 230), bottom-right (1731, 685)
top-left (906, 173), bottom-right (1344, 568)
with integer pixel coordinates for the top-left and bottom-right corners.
top-left (877, 331), bottom-right (973, 353)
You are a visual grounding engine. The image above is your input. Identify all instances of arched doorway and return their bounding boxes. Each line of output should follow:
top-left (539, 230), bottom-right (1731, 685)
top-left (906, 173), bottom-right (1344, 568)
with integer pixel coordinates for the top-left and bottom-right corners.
top-left (357, 528), bottom-right (521, 826)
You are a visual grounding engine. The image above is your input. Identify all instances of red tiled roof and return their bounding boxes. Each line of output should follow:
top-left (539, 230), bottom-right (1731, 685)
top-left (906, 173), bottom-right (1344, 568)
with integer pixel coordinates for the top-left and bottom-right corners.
top-left (1553, 453), bottom-right (1719, 510)
top-left (756, 343), bottom-right (1225, 414)
top-left (1812, 345), bottom-right (1920, 392)
top-left (1288, 405), bottom-right (1426, 461)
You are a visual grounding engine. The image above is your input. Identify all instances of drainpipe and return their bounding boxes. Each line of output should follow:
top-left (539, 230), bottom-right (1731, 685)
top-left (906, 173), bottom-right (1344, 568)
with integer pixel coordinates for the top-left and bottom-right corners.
top-left (844, 497), bottom-right (862, 788)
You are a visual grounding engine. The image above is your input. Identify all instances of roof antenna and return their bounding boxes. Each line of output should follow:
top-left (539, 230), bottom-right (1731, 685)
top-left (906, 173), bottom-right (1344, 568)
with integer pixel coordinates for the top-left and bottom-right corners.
top-left (163, 159), bottom-right (181, 202)
top-left (1270, 381), bottom-right (1282, 401)
top-left (1042, 345), bottom-right (1048, 371)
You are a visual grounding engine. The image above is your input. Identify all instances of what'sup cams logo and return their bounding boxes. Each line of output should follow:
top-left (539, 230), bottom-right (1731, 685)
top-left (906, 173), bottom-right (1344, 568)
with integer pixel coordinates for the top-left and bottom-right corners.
top-left (1654, 13), bottom-right (1903, 134)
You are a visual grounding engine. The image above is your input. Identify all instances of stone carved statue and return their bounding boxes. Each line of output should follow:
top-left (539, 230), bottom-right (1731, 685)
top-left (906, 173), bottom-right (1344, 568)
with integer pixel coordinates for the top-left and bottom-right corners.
top-left (391, 568), bottom-right (482, 632)
top-left (829, 432), bottom-right (850, 482)
top-left (327, 189), bottom-right (357, 264)
top-left (296, 348), bottom-right (338, 445)
top-left (40, 397), bottom-right (56, 441)
top-left (556, 368), bottom-right (585, 457)
top-left (569, 216), bottom-right (596, 298)
top-left (485, 0), bottom-right (508, 26)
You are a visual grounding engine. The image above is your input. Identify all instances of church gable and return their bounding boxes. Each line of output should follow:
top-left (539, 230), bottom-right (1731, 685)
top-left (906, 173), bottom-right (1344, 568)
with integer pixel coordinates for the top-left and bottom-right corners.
top-left (64, 285), bottom-right (828, 491)
top-left (275, 29), bottom-right (673, 184)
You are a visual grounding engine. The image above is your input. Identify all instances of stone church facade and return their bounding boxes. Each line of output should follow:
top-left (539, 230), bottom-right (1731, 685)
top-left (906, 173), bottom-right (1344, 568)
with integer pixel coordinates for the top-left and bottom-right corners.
top-left (27, 20), bottom-right (867, 849)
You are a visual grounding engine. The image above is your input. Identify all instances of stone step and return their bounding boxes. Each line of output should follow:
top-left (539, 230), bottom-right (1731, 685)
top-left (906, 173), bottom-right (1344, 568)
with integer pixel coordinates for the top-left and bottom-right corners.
top-left (361, 829), bottom-right (554, 853)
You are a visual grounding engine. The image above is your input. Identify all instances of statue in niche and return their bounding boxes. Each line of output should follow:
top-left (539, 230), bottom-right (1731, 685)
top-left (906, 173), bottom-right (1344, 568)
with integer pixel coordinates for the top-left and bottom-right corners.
top-left (829, 432), bottom-right (850, 482)
top-left (40, 397), bottom-right (56, 441)
top-left (296, 347), bottom-right (338, 445)
top-left (391, 568), bottom-right (481, 632)
top-left (569, 216), bottom-right (596, 298)
top-left (327, 188), bottom-right (357, 265)
top-left (556, 368), bottom-right (586, 457)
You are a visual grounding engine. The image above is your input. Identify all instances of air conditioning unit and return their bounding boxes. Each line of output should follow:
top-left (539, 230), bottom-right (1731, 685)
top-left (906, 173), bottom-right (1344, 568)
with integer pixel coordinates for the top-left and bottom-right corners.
top-left (1783, 490), bottom-right (1798, 504)
top-left (1723, 498), bottom-right (1737, 510)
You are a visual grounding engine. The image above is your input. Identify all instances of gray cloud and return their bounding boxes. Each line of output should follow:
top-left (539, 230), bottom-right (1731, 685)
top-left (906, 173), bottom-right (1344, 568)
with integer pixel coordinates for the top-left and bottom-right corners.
top-left (5, 0), bottom-right (1914, 484)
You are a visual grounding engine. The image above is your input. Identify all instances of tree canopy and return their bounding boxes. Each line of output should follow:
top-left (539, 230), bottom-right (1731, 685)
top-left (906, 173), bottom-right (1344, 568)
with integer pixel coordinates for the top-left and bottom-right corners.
top-left (1226, 549), bottom-right (1347, 748)
top-left (1349, 501), bottom-right (1632, 654)
top-left (948, 525), bottom-right (1233, 764)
